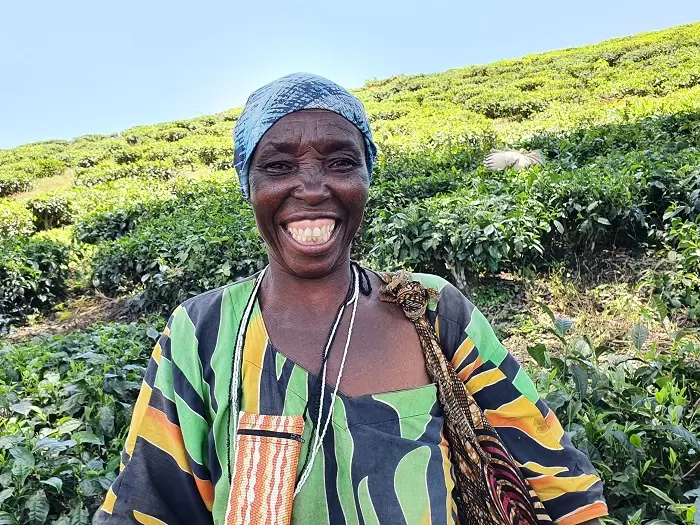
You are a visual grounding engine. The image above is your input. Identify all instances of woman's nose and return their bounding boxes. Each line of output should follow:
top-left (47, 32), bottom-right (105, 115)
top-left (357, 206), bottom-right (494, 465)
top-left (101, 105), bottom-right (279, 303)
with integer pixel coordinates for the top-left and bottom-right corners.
top-left (292, 164), bottom-right (330, 204)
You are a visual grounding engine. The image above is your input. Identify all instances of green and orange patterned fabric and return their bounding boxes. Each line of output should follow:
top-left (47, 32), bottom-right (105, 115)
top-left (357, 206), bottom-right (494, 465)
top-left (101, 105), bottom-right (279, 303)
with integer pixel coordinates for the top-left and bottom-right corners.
top-left (95, 272), bottom-right (607, 525)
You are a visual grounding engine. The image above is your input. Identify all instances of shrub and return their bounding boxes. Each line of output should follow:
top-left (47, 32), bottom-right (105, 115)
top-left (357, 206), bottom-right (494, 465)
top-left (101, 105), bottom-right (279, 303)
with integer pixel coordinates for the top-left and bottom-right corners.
top-left (73, 151), bottom-right (107, 168)
top-left (367, 185), bottom-right (554, 284)
top-left (0, 159), bottom-right (65, 183)
top-left (189, 137), bottom-right (234, 167)
top-left (643, 217), bottom-right (700, 319)
top-left (30, 158), bottom-right (66, 178)
top-left (525, 161), bottom-right (647, 250)
top-left (468, 90), bottom-right (549, 120)
top-left (155, 127), bottom-right (189, 142)
top-left (0, 320), bottom-right (164, 523)
top-left (0, 237), bottom-right (70, 330)
top-left (522, 112), bottom-right (700, 170)
top-left (373, 138), bottom-right (485, 182)
top-left (73, 173), bottom-right (237, 245)
top-left (92, 188), bottom-right (266, 312)
top-left (140, 159), bottom-right (176, 179)
top-left (74, 201), bottom-right (165, 244)
top-left (111, 145), bottom-right (143, 165)
top-left (142, 143), bottom-right (197, 169)
top-left (0, 174), bottom-right (33, 197)
top-left (529, 307), bottom-right (700, 524)
top-left (74, 160), bottom-right (177, 187)
top-left (26, 196), bottom-right (73, 231)
top-left (74, 164), bottom-right (141, 187)
top-left (67, 177), bottom-right (173, 221)
top-left (0, 201), bottom-right (35, 239)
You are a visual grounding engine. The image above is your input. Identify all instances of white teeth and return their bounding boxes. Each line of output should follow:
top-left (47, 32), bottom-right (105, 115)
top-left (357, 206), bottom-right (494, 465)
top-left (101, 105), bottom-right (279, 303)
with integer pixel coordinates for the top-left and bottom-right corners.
top-left (286, 221), bottom-right (337, 245)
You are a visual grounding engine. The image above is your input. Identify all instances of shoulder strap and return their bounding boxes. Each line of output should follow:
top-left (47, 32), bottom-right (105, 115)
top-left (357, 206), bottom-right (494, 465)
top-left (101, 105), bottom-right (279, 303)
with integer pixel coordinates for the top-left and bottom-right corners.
top-left (379, 271), bottom-right (552, 525)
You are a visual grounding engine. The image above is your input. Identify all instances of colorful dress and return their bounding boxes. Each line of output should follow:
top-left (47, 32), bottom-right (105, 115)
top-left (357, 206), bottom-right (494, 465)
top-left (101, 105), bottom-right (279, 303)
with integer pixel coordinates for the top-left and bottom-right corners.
top-left (95, 272), bottom-right (608, 525)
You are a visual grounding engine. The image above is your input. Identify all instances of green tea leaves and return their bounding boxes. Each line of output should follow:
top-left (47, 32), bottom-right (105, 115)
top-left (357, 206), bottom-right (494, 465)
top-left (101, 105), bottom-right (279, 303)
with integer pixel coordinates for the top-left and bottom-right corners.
top-left (630, 323), bottom-right (649, 351)
top-left (25, 490), bottom-right (49, 525)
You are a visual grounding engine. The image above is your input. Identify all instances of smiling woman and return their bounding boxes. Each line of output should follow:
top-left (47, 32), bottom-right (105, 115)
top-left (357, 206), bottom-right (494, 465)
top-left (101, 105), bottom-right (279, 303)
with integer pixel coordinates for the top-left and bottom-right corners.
top-left (248, 109), bottom-right (370, 278)
top-left (94, 74), bottom-right (607, 525)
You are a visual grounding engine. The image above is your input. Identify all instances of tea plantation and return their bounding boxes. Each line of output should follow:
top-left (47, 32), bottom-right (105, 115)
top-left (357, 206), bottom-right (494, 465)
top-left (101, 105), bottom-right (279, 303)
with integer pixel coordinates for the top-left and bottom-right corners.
top-left (1, 22), bottom-right (700, 524)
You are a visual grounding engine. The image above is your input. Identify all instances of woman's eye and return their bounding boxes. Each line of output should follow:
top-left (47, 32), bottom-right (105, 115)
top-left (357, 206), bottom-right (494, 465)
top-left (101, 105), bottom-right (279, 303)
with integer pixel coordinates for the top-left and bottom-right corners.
top-left (328, 158), bottom-right (357, 170)
top-left (263, 162), bottom-right (293, 174)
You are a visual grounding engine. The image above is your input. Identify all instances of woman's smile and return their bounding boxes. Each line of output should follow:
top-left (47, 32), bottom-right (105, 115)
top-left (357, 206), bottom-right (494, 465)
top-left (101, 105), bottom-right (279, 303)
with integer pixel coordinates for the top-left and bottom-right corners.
top-left (283, 217), bottom-right (339, 247)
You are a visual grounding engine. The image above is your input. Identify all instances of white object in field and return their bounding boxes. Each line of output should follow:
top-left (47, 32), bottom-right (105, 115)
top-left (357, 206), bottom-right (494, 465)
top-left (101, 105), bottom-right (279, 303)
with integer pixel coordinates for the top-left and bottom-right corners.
top-left (483, 149), bottom-right (544, 171)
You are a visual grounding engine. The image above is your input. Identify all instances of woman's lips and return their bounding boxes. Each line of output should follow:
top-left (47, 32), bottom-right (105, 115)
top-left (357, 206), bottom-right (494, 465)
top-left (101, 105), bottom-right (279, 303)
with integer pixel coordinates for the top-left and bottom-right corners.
top-left (285, 218), bottom-right (336, 245)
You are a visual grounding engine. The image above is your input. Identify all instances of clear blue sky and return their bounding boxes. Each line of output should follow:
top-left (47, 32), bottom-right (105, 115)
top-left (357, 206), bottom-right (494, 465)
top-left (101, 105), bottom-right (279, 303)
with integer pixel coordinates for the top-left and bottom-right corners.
top-left (1, 0), bottom-right (698, 149)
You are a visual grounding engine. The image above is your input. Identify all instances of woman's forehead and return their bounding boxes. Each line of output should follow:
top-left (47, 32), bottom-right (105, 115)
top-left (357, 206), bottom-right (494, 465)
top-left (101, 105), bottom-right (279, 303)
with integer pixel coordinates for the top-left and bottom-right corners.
top-left (259, 110), bottom-right (364, 145)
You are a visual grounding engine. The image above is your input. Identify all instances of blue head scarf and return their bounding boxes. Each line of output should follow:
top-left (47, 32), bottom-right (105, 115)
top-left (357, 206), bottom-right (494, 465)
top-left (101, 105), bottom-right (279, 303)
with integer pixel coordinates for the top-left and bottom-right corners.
top-left (233, 73), bottom-right (377, 199)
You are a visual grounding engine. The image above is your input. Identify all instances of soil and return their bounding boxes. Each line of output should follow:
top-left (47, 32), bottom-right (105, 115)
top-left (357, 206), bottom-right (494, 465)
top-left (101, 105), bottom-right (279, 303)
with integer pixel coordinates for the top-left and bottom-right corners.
top-left (460, 249), bottom-right (683, 363)
top-left (2, 293), bottom-right (135, 343)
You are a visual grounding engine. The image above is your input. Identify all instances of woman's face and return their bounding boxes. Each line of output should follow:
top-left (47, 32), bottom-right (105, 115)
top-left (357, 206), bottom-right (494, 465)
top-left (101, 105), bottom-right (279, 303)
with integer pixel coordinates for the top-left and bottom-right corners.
top-left (248, 109), bottom-right (370, 278)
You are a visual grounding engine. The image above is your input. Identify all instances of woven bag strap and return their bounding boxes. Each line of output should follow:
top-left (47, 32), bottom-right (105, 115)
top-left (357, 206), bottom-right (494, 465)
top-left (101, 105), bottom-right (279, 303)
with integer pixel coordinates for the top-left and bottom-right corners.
top-left (379, 271), bottom-right (551, 525)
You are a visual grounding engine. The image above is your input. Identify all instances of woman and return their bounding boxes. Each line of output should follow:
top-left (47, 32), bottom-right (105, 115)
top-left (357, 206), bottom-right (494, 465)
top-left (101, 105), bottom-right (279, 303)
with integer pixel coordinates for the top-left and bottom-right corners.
top-left (95, 73), bottom-right (607, 524)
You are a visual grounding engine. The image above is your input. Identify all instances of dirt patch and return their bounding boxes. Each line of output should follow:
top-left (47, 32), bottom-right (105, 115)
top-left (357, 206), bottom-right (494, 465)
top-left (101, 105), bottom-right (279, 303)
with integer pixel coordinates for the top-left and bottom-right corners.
top-left (458, 250), bottom-right (680, 364)
top-left (2, 294), bottom-right (136, 343)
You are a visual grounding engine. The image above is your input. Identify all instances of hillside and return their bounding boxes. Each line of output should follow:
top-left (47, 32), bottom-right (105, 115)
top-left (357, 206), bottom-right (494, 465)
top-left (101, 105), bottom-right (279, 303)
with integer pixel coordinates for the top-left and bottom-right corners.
top-left (1, 22), bottom-right (699, 524)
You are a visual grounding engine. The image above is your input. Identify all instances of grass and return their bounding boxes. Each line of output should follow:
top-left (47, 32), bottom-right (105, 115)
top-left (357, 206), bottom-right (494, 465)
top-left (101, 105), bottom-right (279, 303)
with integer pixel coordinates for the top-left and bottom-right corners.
top-left (11, 169), bottom-right (75, 199)
top-left (495, 272), bottom-right (677, 364)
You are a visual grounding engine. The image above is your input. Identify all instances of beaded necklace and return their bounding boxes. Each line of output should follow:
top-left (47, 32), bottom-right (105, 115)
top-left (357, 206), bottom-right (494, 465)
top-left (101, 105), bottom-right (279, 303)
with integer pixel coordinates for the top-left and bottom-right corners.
top-left (227, 264), bottom-right (360, 498)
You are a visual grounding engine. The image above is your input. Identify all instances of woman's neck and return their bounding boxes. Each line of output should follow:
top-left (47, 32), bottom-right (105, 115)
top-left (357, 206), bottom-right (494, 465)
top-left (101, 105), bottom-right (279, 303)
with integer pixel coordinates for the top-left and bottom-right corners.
top-left (259, 259), bottom-right (353, 315)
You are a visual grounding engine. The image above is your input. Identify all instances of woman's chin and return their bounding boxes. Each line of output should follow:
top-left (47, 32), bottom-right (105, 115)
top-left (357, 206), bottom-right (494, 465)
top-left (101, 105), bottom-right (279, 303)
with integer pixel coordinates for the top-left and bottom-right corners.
top-left (280, 255), bottom-right (347, 279)
top-left (270, 243), bottom-right (349, 279)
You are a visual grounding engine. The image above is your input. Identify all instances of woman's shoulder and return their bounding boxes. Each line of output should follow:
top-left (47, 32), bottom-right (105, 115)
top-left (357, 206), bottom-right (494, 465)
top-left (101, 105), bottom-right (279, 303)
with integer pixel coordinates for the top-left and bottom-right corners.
top-left (410, 272), bottom-right (474, 312)
top-left (406, 272), bottom-right (480, 335)
top-left (410, 272), bottom-right (451, 293)
top-left (407, 272), bottom-right (502, 363)
top-left (368, 269), bottom-right (475, 319)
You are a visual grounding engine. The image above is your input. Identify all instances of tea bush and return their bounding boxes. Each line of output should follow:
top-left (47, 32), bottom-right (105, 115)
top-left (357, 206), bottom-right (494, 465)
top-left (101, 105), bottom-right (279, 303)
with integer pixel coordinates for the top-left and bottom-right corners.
top-left (643, 217), bottom-right (700, 320)
top-left (73, 200), bottom-right (168, 245)
top-left (0, 174), bottom-right (33, 197)
top-left (361, 167), bottom-right (468, 243)
top-left (0, 320), bottom-right (163, 524)
top-left (529, 307), bottom-right (700, 524)
top-left (0, 201), bottom-right (35, 239)
top-left (111, 144), bottom-right (143, 165)
top-left (67, 177), bottom-right (175, 221)
top-left (28, 158), bottom-right (66, 179)
top-left (27, 196), bottom-right (73, 232)
top-left (91, 187), bottom-right (266, 312)
top-left (73, 160), bottom-right (176, 187)
top-left (368, 185), bottom-right (555, 283)
top-left (0, 237), bottom-right (70, 331)
top-left (0, 160), bottom-right (65, 198)
top-left (73, 172), bottom-right (237, 244)
top-left (73, 164), bottom-right (141, 187)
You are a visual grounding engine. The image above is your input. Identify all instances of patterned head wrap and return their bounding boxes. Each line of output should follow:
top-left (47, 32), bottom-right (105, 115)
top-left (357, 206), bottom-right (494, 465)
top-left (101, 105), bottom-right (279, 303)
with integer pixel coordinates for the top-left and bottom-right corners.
top-left (233, 72), bottom-right (377, 199)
